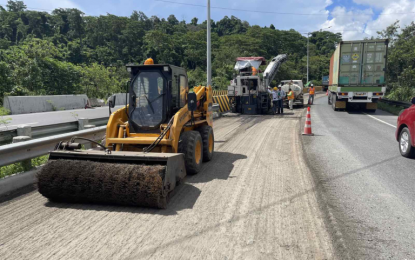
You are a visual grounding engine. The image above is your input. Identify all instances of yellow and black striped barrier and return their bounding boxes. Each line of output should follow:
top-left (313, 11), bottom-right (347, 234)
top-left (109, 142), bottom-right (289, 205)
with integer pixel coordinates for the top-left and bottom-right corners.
top-left (213, 90), bottom-right (228, 96)
top-left (212, 90), bottom-right (230, 112)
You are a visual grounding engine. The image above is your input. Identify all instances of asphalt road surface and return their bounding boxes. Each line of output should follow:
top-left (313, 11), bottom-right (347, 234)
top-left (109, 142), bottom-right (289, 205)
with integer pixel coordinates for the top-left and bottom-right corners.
top-left (0, 106), bottom-right (124, 131)
top-left (0, 110), bottom-right (334, 260)
top-left (303, 96), bottom-right (415, 259)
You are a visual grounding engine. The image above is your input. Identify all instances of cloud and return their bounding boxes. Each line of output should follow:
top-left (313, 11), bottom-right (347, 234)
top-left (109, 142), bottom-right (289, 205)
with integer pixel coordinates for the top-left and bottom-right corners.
top-left (365, 0), bottom-right (415, 36)
top-left (353, 0), bottom-right (393, 9)
top-left (322, 6), bottom-right (374, 40)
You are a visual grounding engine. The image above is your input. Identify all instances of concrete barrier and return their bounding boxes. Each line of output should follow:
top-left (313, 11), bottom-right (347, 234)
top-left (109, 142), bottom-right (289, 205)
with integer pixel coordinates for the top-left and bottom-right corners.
top-left (88, 98), bottom-right (106, 107)
top-left (108, 93), bottom-right (129, 106)
top-left (3, 95), bottom-right (88, 115)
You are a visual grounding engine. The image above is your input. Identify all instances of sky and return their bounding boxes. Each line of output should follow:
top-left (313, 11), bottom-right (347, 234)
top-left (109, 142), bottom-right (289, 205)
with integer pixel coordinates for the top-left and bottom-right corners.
top-left (1, 0), bottom-right (415, 40)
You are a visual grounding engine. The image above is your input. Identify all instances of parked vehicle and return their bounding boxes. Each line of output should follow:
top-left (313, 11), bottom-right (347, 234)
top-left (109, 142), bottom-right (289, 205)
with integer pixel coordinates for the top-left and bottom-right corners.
top-left (328, 39), bottom-right (388, 112)
top-left (396, 97), bottom-right (415, 158)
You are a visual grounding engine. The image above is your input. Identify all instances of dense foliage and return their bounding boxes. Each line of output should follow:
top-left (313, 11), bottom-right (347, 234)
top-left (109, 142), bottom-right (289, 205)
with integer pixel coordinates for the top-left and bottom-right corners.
top-left (0, 0), bottom-right (342, 104)
top-left (377, 22), bottom-right (415, 101)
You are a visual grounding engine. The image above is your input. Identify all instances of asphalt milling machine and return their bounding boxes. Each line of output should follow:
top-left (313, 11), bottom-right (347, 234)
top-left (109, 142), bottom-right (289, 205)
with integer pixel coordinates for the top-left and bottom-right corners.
top-left (37, 61), bottom-right (214, 209)
top-left (227, 54), bottom-right (288, 114)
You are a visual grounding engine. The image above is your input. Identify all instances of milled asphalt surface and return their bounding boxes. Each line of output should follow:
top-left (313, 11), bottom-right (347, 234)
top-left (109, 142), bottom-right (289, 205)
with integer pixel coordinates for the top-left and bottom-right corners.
top-left (302, 96), bottom-right (415, 259)
top-left (0, 106), bottom-right (124, 131)
top-left (0, 110), bottom-right (335, 260)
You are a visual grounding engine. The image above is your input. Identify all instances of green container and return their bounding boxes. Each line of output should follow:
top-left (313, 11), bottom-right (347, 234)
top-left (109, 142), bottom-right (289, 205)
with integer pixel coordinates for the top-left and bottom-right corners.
top-left (331, 39), bottom-right (388, 86)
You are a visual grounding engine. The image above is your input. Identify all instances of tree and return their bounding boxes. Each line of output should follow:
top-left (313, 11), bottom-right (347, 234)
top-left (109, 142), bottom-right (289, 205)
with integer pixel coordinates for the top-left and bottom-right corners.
top-left (191, 17), bottom-right (198, 26)
top-left (167, 14), bottom-right (179, 26)
top-left (6, 0), bottom-right (26, 12)
top-left (270, 24), bottom-right (275, 30)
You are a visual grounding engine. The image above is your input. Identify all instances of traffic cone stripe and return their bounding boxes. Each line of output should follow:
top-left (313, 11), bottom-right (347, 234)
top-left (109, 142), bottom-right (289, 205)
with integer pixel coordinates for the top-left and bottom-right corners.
top-left (302, 107), bottom-right (314, 135)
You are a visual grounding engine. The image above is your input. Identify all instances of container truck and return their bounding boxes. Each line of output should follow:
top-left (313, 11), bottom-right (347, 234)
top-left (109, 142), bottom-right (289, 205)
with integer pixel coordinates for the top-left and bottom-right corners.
top-left (328, 39), bottom-right (388, 112)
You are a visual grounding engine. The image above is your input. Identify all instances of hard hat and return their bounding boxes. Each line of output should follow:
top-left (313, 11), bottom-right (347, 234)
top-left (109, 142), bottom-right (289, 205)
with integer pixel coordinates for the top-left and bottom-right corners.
top-left (273, 87), bottom-right (278, 91)
top-left (311, 84), bottom-right (314, 86)
top-left (144, 58), bottom-right (154, 65)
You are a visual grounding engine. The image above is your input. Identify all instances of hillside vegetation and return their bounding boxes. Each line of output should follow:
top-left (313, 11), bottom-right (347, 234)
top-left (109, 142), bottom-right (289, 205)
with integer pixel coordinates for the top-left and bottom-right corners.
top-left (1, 0), bottom-right (413, 103)
top-left (0, 0), bottom-right (340, 103)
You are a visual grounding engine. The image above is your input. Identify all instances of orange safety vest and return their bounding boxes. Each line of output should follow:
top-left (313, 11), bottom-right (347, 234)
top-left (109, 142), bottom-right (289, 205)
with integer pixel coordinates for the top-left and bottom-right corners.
top-left (309, 87), bottom-right (315, 95)
top-left (287, 91), bottom-right (294, 100)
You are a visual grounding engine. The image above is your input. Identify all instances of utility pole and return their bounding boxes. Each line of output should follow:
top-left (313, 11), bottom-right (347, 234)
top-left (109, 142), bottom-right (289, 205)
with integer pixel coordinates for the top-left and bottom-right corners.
top-left (207, 0), bottom-right (211, 87)
top-left (307, 33), bottom-right (309, 84)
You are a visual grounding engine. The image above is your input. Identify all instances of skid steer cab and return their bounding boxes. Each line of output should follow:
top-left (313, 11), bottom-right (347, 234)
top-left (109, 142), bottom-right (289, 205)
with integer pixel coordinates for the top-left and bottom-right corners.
top-left (36, 62), bottom-right (214, 209)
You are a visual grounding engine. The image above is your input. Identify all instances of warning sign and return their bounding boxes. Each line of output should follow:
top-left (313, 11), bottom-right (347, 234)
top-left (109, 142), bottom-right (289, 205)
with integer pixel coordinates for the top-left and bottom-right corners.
top-left (352, 53), bottom-right (359, 61)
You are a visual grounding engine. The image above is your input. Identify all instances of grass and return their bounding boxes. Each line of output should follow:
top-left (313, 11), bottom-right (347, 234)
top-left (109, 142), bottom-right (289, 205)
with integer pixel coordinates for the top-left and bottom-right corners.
top-left (0, 155), bottom-right (49, 179)
top-left (377, 102), bottom-right (406, 116)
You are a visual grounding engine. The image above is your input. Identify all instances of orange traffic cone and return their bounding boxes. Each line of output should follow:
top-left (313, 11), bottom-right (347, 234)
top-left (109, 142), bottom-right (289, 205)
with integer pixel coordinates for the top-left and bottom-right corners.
top-left (302, 107), bottom-right (314, 136)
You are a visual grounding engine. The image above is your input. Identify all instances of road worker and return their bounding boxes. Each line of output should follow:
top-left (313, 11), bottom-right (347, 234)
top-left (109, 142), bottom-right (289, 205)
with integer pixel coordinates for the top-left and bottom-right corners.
top-left (268, 86), bottom-right (285, 114)
top-left (287, 87), bottom-right (294, 110)
top-left (252, 66), bottom-right (258, 76)
top-left (308, 83), bottom-right (315, 105)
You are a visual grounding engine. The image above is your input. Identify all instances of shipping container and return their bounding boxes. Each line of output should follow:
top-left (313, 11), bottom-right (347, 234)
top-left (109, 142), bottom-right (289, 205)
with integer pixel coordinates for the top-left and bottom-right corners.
top-left (330, 39), bottom-right (388, 86)
top-left (328, 39), bottom-right (388, 112)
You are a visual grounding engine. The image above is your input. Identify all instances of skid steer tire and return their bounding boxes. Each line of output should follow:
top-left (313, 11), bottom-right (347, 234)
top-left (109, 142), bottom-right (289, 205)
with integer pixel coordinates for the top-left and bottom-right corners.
top-left (179, 131), bottom-right (203, 175)
top-left (197, 125), bottom-right (214, 162)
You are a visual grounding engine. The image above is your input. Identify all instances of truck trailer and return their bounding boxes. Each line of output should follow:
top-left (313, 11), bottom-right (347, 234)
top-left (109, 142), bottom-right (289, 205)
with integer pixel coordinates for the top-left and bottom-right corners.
top-left (328, 39), bottom-right (388, 112)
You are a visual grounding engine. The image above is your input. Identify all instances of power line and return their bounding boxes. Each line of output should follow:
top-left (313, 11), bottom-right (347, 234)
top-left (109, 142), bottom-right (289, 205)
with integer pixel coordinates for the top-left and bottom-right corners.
top-left (153, 0), bottom-right (415, 17)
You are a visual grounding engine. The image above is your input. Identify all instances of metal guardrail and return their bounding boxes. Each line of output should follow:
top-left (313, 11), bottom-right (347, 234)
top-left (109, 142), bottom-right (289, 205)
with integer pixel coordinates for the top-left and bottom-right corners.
top-left (0, 117), bottom-right (109, 142)
top-left (0, 126), bottom-right (106, 167)
top-left (0, 105), bottom-right (221, 168)
top-left (380, 99), bottom-right (412, 109)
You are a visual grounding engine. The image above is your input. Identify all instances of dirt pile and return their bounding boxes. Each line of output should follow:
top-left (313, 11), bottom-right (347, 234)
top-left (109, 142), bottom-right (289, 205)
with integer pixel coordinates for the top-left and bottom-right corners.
top-left (37, 160), bottom-right (167, 208)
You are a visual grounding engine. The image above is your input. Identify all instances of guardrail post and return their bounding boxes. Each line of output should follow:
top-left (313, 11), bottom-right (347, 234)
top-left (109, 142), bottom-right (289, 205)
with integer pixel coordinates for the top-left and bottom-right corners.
top-left (78, 118), bottom-right (89, 130)
top-left (12, 135), bottom-right (32, 171)
top-left (17, 125), bottom-right (32, 138)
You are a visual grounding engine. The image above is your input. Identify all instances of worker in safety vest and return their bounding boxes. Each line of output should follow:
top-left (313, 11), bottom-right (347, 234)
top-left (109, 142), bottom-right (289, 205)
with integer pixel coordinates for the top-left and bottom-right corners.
top-left (287, 88), bottom-right (295, 110)
top-left (308, 84), bottom-right (315, 105)
top-left (268, 86), bottom-right (285, 114)
top-left (252, 66), bottom-right (258, 76)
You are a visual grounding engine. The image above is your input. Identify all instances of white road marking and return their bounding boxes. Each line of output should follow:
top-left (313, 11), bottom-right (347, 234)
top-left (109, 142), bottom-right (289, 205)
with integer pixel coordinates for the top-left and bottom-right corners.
top-left (363, 113), bottom-right (397, 129)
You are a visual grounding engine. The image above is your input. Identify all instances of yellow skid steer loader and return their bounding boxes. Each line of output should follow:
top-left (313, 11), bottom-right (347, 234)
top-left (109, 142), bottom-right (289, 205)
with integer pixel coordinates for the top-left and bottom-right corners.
top-left (37, 62), bottom-right (214, 208)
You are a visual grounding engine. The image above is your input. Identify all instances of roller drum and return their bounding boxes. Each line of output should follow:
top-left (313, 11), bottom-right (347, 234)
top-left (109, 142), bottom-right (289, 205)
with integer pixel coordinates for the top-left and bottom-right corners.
top-left (37, 160), bottom-right (168, 208)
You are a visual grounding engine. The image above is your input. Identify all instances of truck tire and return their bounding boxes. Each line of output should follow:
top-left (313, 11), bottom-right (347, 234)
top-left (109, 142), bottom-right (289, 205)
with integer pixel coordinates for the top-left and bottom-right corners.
top-left (179, 131), bottom-right (203, 175)
top-left (331, 93), bottom-right (337, 111)
top-left (399, 127), bottom-right (415, 158)
top-left (197, 125), bottom-right (214, 162)
top-left (328, 93), bottom-right (332, 105)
